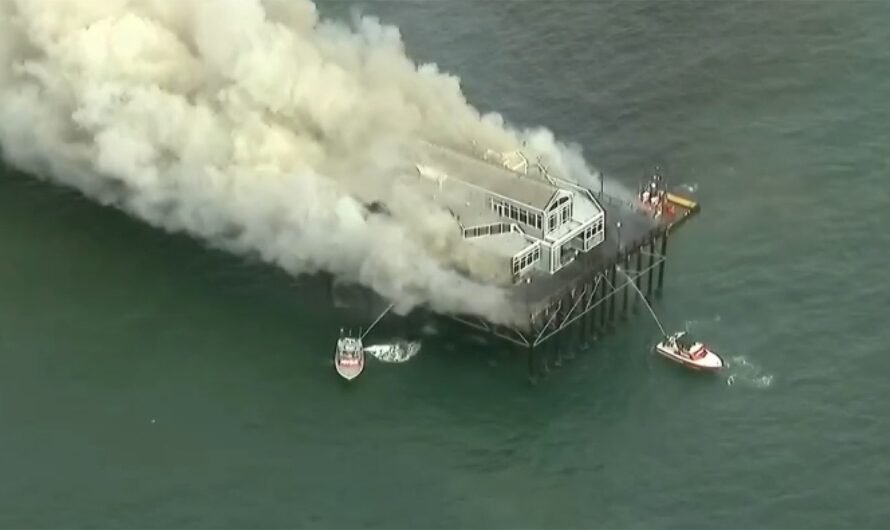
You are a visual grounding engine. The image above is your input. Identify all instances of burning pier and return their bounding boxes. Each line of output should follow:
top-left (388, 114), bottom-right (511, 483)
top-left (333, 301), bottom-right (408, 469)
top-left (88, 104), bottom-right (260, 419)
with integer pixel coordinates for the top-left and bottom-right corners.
top-left (338, 141), bottom-right (701, 379)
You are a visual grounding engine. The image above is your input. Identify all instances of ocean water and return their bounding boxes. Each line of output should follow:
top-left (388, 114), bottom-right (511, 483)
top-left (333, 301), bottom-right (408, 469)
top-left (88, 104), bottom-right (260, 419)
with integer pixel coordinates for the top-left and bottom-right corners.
top-left (1, 0), bottom-right (889, 527)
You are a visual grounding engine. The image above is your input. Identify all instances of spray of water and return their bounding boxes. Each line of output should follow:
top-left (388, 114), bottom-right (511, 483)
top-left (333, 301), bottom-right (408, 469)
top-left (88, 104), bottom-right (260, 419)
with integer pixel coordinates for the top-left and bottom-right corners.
top-left (616, 265), bottom-right (667, 337)
top-left (725, 356), bottom-right (774, 388)
top-left (364, 340), bottom-right (421, 364)
top-left (0, 0), bottom-right (615, 327)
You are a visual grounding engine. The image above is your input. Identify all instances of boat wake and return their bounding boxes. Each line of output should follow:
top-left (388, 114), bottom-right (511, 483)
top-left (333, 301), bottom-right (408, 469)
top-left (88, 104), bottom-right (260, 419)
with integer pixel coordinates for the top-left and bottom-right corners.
top-left (364, 340), bottom-right (422, 364)
top-left (679, 316), bottom-right (772, 388)
top-left (684, 314), bottom-right (721, 331)
top-left (724, 356), bottom-right (773, 389)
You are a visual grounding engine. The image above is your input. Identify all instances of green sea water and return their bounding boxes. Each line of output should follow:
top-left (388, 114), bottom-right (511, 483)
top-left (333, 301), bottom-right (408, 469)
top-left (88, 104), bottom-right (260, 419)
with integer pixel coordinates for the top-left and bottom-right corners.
top-left (1, 0), bottom-right (888, 527)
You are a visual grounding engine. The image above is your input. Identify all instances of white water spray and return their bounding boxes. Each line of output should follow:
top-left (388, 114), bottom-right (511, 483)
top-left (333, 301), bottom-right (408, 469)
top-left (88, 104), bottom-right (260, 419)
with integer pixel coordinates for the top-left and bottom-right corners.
top-left (0, 0), bottom-right (615, 327)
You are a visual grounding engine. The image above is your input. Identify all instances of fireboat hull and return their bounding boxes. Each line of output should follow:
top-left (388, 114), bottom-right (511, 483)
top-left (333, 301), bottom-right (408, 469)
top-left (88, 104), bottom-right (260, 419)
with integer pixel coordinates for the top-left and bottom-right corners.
top-left (334, 353), bottom-right (364, 381)
top-left (655, 343), bottom-right (724, 372)
top-left (334, 335), bottom-right (365, 381)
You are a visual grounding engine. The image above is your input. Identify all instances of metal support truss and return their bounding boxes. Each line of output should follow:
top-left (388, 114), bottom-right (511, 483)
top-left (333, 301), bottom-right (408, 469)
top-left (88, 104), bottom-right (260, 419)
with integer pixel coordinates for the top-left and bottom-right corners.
top-left (450, 314), bottom-right (533, 348)
top-left (530, 251), bottom-right (666, 347)
top-left (448, 242), bottom-right (668, 350)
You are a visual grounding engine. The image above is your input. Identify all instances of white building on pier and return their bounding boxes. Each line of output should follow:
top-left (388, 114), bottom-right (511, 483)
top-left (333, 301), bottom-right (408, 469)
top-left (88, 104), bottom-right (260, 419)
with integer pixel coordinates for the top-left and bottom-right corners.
top-left (409, 141), bottom-right (606, 283)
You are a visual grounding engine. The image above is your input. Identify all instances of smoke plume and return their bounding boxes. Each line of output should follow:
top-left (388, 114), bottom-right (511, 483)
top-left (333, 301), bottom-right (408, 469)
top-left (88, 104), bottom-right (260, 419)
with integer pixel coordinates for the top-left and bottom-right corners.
top-left (0, 0), bottom-right (606, 327)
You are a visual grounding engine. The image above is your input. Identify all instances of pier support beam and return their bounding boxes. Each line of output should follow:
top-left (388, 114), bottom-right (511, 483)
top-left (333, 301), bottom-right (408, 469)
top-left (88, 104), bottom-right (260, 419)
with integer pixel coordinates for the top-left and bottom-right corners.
top-left (600, 271), bottom-right (609, 330)
top-left (583, 284), bottom-right (595, 342)
top-left (593, 275), bottom-right (602, 339)
top-left (634, 248), bottom-right (644, 314)
top-left (657, 231), bottom-right (669, 294)
top-left (608, 262), bottom-right (617, 325)
top-left (646, 237), bottom-right (656, 299)
top-left (621, 252), bottom-right (630, 319)
top-left (571, 313), bottom-right (582, 355)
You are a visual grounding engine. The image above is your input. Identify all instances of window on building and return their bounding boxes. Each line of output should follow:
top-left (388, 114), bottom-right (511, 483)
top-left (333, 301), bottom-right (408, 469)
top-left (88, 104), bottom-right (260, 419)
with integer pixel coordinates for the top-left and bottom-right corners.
top-left (492, 198), bottom-right (546, 230)
top-left (550, 196), bottom-right (569, 211)
top-left (512, 245), bottom-right (541, 277)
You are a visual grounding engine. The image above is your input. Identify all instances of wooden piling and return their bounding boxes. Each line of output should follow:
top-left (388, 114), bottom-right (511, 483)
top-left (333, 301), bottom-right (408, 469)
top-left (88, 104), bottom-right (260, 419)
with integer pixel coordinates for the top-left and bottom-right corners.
top-left (634, 246), bottom-right (644, 313)
top-left (657, 231), bottom-right (668, 293)
top-left (646, 237), bottom-right (656, 298)
top-left (608, 262), bottom-right (617, 324)
top-left (621, 251), bottom-right (630, 319)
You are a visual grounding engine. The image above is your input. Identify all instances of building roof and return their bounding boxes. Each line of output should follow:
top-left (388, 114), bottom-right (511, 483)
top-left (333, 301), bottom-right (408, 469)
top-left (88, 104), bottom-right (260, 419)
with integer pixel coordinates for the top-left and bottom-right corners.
top-left (407, 141), bottom-right (559, 211)
top-left (343, 139), bottom-right (604, 249)
top-left (402, 162), bottom-right (500, 227)
top-left (465, 229), bottom-right (536, 259)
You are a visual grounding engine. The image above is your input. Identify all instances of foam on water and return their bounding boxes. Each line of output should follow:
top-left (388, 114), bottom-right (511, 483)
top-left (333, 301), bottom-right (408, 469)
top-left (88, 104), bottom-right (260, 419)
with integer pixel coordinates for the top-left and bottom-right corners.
top-left (364, 340), bottom-right (422, 363)
top-left (724, 356), bottom-right (774, 389)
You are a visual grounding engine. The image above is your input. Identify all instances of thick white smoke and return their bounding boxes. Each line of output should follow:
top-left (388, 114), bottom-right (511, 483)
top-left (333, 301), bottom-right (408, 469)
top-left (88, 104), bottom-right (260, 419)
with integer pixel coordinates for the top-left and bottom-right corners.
top-left (0, 0), bottom-right (606, 327)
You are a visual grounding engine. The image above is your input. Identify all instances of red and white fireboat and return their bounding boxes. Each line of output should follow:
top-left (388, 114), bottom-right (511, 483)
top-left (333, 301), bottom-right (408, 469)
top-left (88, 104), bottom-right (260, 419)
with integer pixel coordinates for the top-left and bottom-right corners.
top-left (655, 331), bottom-right (724, 372)
top-left (334, 329), bottom-right (364, 381)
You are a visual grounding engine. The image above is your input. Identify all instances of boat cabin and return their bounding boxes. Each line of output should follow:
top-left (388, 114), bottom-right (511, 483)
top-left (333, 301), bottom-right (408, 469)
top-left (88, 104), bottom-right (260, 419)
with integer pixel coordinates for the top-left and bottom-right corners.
top-left (672, 332), bottom-right (705, 360)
